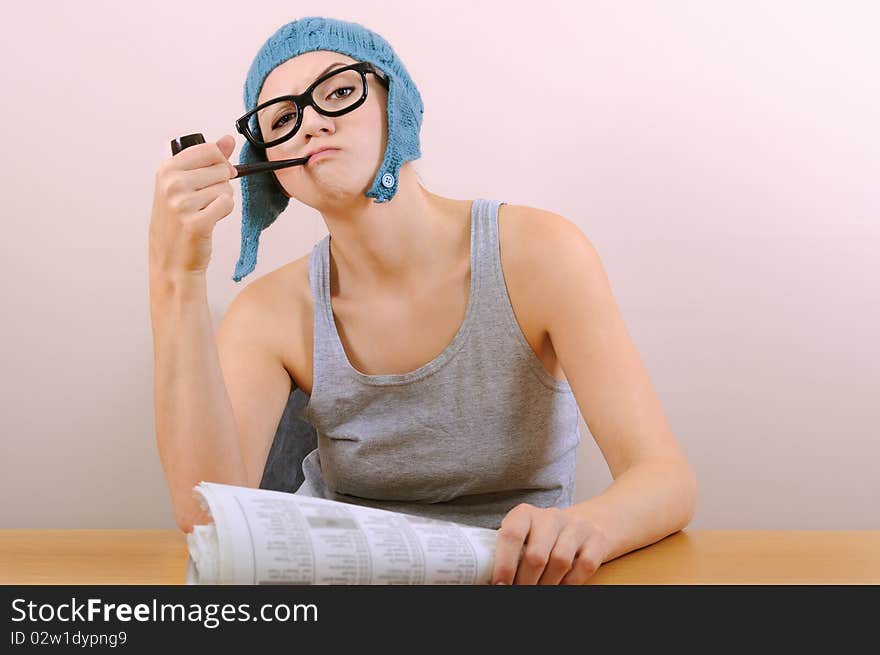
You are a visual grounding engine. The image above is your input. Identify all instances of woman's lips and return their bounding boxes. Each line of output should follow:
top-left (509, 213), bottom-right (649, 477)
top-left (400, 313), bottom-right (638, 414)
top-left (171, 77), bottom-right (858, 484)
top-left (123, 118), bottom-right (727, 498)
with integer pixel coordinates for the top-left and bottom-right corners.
top-left (308, 148), bottom-right (339, 163)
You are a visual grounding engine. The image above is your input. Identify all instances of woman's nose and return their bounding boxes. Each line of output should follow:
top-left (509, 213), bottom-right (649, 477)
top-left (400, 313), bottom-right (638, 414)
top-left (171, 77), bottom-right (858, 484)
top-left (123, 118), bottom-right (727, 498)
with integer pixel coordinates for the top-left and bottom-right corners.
top-left (298, 104), bottom-right (336, 140)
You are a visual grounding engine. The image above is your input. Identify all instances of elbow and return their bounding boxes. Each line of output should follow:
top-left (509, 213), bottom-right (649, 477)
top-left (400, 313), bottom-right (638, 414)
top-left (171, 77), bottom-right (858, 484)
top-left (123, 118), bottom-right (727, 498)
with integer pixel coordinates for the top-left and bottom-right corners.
top-left (174, 505), bottom-right (196, 535)
top-left (176, 515), bottom-right (195, 535)
top-left (651, 455), bottom-right (698, 530)
top-left (679, 466), bottom-right (698, 528)
top-left (659, 456), bottom-right (698, 532)
top-left (172, 494), bottom-right (212, 536)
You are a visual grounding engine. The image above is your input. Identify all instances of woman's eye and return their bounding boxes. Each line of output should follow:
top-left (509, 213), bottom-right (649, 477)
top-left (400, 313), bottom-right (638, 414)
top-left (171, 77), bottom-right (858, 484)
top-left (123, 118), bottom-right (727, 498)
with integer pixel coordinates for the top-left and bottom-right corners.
top-left (272, 113), bottom-right (295, 130)
top-left (327, 86), bottom-right (354, 101)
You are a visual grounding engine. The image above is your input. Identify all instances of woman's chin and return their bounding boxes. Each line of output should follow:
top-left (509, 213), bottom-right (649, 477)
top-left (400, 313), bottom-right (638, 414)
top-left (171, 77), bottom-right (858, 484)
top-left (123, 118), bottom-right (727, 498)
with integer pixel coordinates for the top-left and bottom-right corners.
top-left (312, 181), bottom-right (367, 203)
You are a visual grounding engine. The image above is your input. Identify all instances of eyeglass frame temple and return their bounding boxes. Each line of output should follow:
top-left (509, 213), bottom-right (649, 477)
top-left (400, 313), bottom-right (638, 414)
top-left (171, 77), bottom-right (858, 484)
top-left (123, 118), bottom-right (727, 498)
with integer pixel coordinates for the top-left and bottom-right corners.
top-left (235, 61), bottom-right (389, 149)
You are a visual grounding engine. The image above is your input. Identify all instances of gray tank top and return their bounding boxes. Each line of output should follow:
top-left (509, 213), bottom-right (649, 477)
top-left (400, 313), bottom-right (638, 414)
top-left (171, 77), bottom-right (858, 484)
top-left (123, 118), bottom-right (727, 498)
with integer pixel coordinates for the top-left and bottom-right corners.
top-left (293, 198), bottom-right (581, 529)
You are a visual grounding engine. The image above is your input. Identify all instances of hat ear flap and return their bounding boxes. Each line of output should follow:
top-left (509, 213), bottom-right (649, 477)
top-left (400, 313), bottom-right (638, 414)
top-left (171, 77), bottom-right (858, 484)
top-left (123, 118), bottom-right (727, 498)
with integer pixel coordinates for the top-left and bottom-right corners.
top-left (233, 139), bottom-right (291, 282)
top-left (365, 70), bottom-right (401, 203)
top-left (364, 63), bottom-right (422, 205)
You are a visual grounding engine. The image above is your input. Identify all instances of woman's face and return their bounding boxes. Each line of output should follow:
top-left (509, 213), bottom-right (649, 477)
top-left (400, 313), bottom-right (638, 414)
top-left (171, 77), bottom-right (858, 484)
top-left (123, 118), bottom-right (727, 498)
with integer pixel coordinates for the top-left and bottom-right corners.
top-left (256, 51), bottom-right (388, 206)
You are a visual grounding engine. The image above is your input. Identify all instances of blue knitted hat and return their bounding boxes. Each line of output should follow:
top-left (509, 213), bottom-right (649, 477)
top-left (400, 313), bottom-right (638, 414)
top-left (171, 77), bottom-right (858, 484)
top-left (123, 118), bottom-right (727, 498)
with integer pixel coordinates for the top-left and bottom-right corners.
top-left (232, 16), bottom-right (425, 282)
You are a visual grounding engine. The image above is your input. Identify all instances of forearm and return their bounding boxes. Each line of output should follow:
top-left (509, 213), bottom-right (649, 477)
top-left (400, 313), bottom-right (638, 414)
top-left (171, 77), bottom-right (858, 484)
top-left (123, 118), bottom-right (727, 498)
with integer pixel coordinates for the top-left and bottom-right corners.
top-left (564, 456), bottom-right (698, 563)
top-left (150, 272), bottom-right (248, 532)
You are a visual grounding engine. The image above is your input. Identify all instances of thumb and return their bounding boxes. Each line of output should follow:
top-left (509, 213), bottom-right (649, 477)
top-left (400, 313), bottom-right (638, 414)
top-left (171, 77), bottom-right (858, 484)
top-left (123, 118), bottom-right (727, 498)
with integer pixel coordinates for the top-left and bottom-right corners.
top-left (216, 134), bottom-right (235, 160)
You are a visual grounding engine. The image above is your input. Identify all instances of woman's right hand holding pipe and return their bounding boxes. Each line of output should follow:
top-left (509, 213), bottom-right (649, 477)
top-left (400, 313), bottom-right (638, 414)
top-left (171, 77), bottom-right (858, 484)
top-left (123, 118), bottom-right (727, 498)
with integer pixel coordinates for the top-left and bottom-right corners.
top-left (149, 134), bottom-right (238, 280)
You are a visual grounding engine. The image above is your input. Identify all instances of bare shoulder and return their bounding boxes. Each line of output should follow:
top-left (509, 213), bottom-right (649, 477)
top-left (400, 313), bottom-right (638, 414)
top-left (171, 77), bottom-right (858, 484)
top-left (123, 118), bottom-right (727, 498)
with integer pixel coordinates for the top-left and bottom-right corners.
top-left (497, 203), bottom-right (597, 334)
top-left (232, 254), bottom-right (314, 393)
top-left (243, 254), bottom-right (311, 317)
top-left (498, 202), bottom-right (593, 274)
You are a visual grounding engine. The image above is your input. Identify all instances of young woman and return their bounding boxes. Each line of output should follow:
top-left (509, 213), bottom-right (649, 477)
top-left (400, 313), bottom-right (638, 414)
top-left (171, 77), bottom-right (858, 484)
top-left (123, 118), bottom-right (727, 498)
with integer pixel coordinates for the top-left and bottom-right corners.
top-left (150, 16), bottom-right (697, 586)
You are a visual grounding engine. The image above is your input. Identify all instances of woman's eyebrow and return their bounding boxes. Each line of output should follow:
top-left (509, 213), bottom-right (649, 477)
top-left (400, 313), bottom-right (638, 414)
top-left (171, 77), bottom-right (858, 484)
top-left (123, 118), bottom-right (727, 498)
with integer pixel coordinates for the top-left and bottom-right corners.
top-left (288, 62), bottom-right (348, 95)
top-left (316, 61), bottom-right (349, 78)
top-left (263, 62), bottom-right (351, 103)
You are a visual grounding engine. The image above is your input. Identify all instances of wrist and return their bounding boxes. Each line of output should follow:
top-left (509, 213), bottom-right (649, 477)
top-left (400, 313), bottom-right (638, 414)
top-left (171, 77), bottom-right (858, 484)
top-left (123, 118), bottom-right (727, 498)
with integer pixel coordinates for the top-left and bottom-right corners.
top-left (149, 268), bottom-right (208, 312)
top-left (562, 504), bottom-right (614, 564)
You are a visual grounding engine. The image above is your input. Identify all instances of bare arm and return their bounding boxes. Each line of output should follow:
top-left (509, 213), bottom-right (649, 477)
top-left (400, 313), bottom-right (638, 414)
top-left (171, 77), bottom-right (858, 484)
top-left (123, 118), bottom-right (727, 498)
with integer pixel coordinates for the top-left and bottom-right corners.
top-left (150, 270), bottom-right (296, 533)
top-left (538, 213), bottom-right (696, 561)
top-left (490, 207), bottom-right (697, 584)
top-left (148, 137), bottom-right (294, 533)
top-left (150, 272), bottom-right (249, 533)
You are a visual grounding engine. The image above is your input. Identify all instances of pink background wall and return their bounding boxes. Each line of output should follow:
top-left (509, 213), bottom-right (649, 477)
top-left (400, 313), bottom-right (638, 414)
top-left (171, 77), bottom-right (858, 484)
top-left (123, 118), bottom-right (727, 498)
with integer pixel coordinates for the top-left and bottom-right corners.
top-left (1, 1), bottom-right (877, 528)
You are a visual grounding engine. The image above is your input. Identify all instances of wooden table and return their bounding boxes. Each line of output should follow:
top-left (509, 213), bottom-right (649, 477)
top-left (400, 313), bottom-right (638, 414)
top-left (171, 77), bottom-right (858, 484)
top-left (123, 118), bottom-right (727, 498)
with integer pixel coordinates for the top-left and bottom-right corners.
top-left (1, 530), bottom-right (877, 584)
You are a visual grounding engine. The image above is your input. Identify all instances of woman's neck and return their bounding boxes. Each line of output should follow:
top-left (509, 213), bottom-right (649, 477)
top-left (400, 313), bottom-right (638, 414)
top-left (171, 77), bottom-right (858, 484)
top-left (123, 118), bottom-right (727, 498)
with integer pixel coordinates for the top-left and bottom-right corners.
top-left (320, 168), bottom-right (472, 296)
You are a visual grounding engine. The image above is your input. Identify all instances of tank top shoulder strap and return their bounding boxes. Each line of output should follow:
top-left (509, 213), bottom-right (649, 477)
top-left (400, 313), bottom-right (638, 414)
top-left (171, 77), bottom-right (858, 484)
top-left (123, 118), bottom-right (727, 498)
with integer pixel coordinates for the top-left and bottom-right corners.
top-left (470, 198), bottom-right (505, 318)
top-left (306, 233), bottom-right (339, 370)
top-left (471, 198), bottom-right (574, 391)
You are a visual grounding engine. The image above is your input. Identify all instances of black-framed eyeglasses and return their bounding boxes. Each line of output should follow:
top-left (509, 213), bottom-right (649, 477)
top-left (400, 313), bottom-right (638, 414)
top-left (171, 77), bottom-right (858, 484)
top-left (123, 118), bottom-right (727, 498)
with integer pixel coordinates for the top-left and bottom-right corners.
top-left (236, 61), bottom-right (389, 150)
